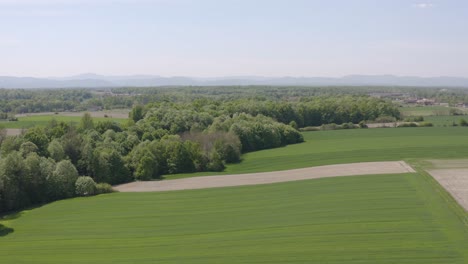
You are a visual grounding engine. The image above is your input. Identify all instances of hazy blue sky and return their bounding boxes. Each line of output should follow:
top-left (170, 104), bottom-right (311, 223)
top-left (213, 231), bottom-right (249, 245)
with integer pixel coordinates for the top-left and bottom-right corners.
top-left (1, 0), bottom-right (467, 77)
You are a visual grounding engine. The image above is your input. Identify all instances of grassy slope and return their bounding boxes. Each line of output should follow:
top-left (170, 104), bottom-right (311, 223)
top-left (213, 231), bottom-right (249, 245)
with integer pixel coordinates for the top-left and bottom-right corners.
top-left (169, 127), bottom-right (468, 179)
top-left (0, 115), bottom-right (126, 129)
top-left (0, 173), bottom-right (467, 263)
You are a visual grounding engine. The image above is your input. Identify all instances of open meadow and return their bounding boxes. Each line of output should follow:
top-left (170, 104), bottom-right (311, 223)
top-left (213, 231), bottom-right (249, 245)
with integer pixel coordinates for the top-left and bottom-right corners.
top-left (1, 172), bottom-right (467, 263)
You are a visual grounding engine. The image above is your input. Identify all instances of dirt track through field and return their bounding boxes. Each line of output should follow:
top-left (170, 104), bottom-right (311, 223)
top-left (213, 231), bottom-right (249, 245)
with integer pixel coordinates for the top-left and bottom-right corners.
top-left (428, 169), bottom-right (468, 211)
top-left (115, 161), bottom-right (415, 192)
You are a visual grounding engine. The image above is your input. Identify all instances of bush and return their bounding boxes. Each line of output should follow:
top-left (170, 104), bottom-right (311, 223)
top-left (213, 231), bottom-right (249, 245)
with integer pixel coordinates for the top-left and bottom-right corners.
top-left (75, 176), bottom-right (96, 196)
top-left (375, 116), bottom-right (397, 123)
top-left (404, 116), bottom-right (424, 122)
top-left (341, 122), bottom-right (356, 129)
top-left (300, 126), bottom-right (320, 132)
top-left (419, 122), bottom-right (433, 127)
top-left (397, 122), bottom-right (418, 128)
top-left (450, 108), bottom-right (463, 116)
top-left (320, 122), bottom-right (358, 130)
top-left (321, 123), bottom-right (339, 130)
top-left (459, 119), bottom-right (468, 127)
top-left (359, 121), bottom-right (368, 128)
top-left (95, 183), bottom-right (115, 194)
top-left (289, 120), bottom-right (298, 130)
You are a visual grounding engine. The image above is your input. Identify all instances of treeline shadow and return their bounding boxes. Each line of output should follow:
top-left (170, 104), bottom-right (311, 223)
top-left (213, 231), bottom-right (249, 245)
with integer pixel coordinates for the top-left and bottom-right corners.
top-left (0, 224), bottom-right (13, 237)
top-left (0, 203), bottom-right (46, 238)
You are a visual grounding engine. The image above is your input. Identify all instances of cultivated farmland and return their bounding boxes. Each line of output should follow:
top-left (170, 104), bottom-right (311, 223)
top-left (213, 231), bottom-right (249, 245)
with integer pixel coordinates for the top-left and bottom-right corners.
top-left (1, 173), bottom-right (467, 263)
top-left (168, 127), bottom-right (468, 179)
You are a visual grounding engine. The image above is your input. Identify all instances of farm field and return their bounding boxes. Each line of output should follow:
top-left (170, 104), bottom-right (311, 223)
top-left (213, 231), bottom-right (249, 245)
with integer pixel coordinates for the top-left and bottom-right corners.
top-left (0, 114), bottom-right (127, 129)
top-left (423, 115), bottom-right (467, 127)
top-left (400, 106), bottom-right (453, 116)
top-left (168, 127), bottom-right (468, 179)
top-left (1, 173), bottom-right (467, 263)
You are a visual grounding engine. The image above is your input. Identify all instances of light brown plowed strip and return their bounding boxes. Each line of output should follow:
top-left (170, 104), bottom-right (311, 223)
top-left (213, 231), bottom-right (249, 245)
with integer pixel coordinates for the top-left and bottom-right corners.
top-left (428, 169), bottom-right (468, 211)
top-left (115, 161), bottom-right (415, 193)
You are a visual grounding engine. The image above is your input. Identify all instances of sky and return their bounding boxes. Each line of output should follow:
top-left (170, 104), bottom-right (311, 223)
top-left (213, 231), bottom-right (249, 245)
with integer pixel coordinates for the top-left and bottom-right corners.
top-left (1, 0), bottom-right (467, 78)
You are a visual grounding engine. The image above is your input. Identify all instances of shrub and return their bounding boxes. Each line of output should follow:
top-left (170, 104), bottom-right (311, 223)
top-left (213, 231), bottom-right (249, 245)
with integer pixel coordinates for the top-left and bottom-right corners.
top-left (459, 119), bottom-right (468, 127)
top-left (321, 123), bottom-right (339, 130)
top-left (289, 120), bottom-right (298, 130)
top-left (75, 176), bottom-right (96, 196)
top-left (359, 121), bottom-right (368, 128)
top-left (300, 126), bottom-right (320, 132)
top-left (375, 116), bottom-right (397, 123)
top-left (397, 122), bottom-right (418, 128)
top-left (95, 183), bottom-right (115, 194)
top-left (419, 122), bottom-right (433, 127)
top-left (450, 108), bottom-right (463, 116)
top-left (341, 122), bottom-right (356, 129)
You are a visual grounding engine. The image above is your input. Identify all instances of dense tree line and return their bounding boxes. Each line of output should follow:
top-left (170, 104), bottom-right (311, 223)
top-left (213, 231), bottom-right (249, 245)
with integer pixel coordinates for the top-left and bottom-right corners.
top-left (4, 86), bottom-right (468, 119)
top-left (0, 86), bottom-right (417, 215)
top-left (0, 89), bottom-right (92, 115)
top-left (0, 99), bottom-right (305, 213)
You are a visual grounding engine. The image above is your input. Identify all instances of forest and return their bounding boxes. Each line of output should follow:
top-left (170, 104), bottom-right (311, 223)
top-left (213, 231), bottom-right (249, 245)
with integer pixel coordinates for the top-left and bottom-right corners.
top-left (0, 86), bottom-right (413, 214)
top-left (1, 85), bottom-right (468, 115)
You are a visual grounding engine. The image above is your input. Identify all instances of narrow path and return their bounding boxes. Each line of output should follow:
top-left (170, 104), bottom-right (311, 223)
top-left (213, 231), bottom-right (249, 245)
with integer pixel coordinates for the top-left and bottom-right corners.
top-left (115, 161), bottom-right (415, 192)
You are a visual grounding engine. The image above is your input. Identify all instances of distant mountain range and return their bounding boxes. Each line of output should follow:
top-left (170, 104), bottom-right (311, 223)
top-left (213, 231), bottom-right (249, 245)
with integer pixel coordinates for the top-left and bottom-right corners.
top-left (1, 74), bottom-right (468, 88)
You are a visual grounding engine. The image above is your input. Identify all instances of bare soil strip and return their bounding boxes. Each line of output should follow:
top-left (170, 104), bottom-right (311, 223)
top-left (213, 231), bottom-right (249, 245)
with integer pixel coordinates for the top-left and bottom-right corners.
top-left (115, 161), bottom-right (415, 193)
top-left (428, 169), bottom-right (468, 211)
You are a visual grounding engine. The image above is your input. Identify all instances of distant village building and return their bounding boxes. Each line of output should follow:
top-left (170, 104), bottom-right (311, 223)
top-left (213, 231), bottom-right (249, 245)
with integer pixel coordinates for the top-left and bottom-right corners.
top-left (416, 98), bottom-right (435, 105)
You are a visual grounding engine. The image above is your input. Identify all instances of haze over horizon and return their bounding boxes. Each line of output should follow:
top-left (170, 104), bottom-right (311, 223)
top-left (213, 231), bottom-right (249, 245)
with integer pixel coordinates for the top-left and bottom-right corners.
top-left (1, 0), bottom-right (468, 78)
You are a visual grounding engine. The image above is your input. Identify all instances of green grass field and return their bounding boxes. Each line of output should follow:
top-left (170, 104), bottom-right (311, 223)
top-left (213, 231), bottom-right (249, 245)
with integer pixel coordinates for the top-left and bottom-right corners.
top-left (0, 115), bottom-right (127, 129)
top-left (1, 127), bottom-right (468, 263)
top-left (424, 115), bottom-right (468, 127)
top-left (400, 106), bottom-right (453, 116)
top-left (0, 172), bottom-right (467, 263)
top-left (168, 127), bottom-right (468, 179)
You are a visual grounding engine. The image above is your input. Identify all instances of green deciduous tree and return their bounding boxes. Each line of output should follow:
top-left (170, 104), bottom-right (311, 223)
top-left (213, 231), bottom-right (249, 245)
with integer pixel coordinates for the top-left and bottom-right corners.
top-left (75, 176), bottom-right (96, 196)
top-left (47, 160), bottom-right (79, 200)
top-left (79, 112), bottom-right (95, 131)
top-left (23, 127), bottom-right (48, 156)
top-left (47, 139), bottom-right (66, 161)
